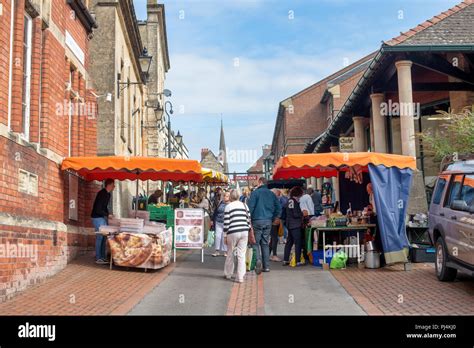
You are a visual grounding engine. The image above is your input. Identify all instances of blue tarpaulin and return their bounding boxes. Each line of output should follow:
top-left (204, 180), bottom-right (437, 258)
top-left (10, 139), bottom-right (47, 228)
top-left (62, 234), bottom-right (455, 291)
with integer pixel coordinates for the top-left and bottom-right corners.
top-left (368, 164), bottom-right (413, 264)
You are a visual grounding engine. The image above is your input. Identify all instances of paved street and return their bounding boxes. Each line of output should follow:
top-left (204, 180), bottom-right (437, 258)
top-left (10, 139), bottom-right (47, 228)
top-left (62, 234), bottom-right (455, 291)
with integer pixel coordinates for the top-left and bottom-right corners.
top-left (2, 244), bottom-right (472, 316)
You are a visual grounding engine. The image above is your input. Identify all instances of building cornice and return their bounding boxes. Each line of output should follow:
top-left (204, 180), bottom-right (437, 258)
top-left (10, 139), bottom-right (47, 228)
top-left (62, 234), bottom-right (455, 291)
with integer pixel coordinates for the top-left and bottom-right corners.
top-left (66, 0), bottom-right (98, 34)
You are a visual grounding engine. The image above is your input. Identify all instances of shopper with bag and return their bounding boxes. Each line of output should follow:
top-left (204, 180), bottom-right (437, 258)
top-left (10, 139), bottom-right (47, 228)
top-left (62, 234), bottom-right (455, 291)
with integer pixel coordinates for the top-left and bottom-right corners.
top-left (223, 190), bottom-right (251, 283)
top-left (283, 186), bottom-right (304, 267)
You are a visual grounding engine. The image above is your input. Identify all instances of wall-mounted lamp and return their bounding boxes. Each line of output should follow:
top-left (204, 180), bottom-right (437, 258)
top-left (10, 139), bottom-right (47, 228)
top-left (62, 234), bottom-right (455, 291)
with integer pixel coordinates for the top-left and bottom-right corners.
top-left (117, 48), bottom-right (153, 96)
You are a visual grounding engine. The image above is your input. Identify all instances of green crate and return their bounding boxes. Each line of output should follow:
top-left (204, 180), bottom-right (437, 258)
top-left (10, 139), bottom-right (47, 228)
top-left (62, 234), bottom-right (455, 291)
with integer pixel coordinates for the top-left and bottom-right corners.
top-left (148, 205), bottom-right (173, 221)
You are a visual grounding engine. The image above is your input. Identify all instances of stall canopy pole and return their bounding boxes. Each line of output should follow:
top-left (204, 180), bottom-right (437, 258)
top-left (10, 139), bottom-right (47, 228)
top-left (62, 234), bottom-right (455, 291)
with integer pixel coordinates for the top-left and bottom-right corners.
top-left (135, 170), bottom-right (139, 218)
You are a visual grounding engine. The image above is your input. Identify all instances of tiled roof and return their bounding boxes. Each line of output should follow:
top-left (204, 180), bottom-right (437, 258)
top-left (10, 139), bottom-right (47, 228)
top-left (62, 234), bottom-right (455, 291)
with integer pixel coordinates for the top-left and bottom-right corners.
top-left (385, 0), bottom-right (474, 46)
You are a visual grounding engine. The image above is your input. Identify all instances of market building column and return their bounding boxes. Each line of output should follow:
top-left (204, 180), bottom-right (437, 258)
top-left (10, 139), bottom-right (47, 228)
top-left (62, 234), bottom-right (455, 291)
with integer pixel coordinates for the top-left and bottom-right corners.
top-left (370, 93), bottom-right (387, 153)
top-left (330, 145), bottom-right (340, 206)
top-left (395, 60), bottom-right (416, 157)
top-left (317, 177), bottom-right (323, 190)
top-left (352, 116), bottom-right (367, 152)
top-left (395, 60), bottom-right (428, 214)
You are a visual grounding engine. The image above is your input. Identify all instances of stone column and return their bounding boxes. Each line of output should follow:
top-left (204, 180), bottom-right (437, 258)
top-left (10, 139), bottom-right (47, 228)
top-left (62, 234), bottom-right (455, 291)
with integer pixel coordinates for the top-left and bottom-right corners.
top-left (353, 116), bottom-right (367, 152)
top-left (330, 145), bottom-right (340, 206)
top-left (395, 60), bottom-right (417, 157)
top-left (370, 93), bottom-right (387, 153)
top-left (395, 60), bottom-right (428, 214)
top-left (391, 117), bottom-right (402, 154)
top-left (317, 177), bottom-right (323, 190)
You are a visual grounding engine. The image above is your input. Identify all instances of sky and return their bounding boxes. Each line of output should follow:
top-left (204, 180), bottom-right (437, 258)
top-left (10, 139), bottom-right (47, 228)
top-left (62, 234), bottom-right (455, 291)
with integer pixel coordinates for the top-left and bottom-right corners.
top-left (133, 0), bottom-right (461, 173)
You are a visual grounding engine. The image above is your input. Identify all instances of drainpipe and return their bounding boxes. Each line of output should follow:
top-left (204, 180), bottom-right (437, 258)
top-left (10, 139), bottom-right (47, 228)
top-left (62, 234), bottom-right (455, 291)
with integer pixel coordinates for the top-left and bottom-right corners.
top-left (7, 0), bottom-right (15, 130)
top-left (38, 23), bottom-right (44, 147)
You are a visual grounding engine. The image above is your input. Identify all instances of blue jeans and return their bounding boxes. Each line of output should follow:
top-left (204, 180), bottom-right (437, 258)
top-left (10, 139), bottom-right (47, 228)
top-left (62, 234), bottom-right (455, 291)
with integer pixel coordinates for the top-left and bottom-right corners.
top-left (92, 217), bottom-right (108, 261)
top-left (252, 220), bottom-right (272, 269)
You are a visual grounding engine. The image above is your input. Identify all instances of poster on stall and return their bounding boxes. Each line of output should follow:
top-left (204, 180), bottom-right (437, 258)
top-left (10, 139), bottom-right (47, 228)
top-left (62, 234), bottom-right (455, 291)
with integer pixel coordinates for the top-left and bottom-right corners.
top-left (174, 208), bottom-right (205, 249)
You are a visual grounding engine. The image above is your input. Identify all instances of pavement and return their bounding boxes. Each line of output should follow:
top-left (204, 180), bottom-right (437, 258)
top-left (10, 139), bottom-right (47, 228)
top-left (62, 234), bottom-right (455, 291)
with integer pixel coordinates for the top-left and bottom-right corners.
top-left (128, 249), bottom-right (233, 315)
top-left (331, 262), bottom-right (474, 315)
top-left (1, 245), bottom-right (473, 316)
top-left (129, 245), bottom-right (363, 315)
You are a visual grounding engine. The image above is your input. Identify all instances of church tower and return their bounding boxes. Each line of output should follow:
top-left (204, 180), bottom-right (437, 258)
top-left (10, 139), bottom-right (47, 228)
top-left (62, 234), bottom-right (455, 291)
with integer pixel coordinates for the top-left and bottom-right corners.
top-left (219, 119), bottom-right (229, 173)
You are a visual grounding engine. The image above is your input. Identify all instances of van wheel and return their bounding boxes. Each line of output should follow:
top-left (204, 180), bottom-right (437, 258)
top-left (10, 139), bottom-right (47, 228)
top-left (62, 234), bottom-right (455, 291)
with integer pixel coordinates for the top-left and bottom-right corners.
top-left (435, 237), bottom-right (457, 281)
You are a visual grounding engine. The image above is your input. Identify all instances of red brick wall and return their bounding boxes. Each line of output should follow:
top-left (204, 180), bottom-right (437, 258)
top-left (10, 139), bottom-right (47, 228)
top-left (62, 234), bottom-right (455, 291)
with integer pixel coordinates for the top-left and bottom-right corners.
top-left (282, 67), bottom-right (366, 155)
top-left (0, 1), bottom-right (99, 303)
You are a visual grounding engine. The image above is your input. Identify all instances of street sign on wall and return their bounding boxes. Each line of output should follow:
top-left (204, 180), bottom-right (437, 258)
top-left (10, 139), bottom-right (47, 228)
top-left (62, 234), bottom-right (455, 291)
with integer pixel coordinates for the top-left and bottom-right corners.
top-left (339, 137), bottom-right (355, 152)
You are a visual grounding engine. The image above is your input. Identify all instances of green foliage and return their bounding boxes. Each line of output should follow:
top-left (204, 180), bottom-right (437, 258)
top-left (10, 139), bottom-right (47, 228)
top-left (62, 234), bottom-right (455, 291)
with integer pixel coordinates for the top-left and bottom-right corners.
top-left (420, 108), bottom-right (474, 161)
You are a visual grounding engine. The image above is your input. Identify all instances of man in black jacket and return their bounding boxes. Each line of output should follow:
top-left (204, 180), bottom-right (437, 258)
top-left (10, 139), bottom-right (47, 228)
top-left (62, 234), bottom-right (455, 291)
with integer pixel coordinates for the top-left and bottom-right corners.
top-left (283, 186), bottom-right (304, 266)
top-left (91, 179), bottom-right (115, 264)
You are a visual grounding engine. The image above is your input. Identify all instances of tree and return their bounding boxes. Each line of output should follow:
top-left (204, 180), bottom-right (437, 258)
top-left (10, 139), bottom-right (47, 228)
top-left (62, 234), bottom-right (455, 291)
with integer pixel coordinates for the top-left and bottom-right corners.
top-left (419, 108), bottom-right (474, 166)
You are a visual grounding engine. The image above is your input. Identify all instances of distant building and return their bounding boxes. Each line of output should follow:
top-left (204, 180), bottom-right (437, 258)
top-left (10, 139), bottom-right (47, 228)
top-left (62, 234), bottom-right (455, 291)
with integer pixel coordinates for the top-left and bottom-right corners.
top-left (246, 145), bottom-right (272, 186)
top-left (201, 148), bottom-right (224, 173)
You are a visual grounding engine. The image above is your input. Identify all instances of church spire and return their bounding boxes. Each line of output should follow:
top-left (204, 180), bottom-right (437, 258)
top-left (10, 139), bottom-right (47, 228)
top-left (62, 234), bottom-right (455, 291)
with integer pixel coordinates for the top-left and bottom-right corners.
top-left (219, 117), bottom-right (228, 173)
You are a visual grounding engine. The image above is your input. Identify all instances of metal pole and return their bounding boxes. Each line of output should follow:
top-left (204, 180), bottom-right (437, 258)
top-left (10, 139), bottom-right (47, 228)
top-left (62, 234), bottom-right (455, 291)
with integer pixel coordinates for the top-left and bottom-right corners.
top-left (168, 115), bottom-right (171, 158)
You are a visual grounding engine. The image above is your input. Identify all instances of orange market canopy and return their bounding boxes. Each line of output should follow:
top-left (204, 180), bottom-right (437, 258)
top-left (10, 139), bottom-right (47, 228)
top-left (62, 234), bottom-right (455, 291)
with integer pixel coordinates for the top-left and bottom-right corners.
top-left (201, 167), bottom-right (229, 184)
top-left (273, 152), bottom-right (417, 180)
top-left (61, 156), bottom-right (203, 182)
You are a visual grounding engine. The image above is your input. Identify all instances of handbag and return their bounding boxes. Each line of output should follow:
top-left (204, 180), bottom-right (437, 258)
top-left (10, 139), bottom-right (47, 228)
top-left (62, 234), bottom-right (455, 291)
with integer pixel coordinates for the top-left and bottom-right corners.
top-left (244, 203), bottom-right (256, 245)
top-left (248, 226), bottom-right (256, 245)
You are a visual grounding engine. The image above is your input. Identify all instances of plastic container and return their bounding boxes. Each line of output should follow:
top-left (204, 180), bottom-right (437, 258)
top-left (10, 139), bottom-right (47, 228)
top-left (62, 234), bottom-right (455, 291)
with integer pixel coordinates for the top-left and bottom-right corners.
top-left (312, 250), bottom-right (333, 267)
top-left (409, 245), bottom-right (436, 263)
top-left (365, 251), bottom-right (381, 269)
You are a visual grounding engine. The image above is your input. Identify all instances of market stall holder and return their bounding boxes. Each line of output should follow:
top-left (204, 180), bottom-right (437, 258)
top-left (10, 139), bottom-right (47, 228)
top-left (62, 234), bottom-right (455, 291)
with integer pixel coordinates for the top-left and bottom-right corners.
top-left (61, 156), bottom-right (203, 270)
top-left (273, 152), bottom-right (417, 266)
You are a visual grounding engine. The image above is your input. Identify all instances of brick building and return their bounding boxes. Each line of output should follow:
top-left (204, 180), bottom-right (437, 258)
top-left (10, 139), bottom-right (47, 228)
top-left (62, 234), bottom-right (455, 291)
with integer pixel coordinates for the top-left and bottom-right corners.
top-left (270, 53), bottom-right (376, 161)
top-left (0, 0), bottom-right (98, 302)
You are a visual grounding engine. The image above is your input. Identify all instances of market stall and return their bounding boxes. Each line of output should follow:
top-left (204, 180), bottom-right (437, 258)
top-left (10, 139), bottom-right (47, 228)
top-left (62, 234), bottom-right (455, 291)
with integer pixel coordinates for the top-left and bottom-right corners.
top-left (273, 152), bottom-right (417, 267)
top-left (201, 167), bottom-right (229, 185)
top-left (61, 156), bottom-right (203, 270)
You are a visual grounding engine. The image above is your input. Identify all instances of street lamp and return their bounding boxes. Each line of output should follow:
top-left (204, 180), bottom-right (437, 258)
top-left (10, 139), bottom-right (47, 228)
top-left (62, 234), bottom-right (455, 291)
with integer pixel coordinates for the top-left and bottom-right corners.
top-left (171, 148), bottom-right (178, 159)
top-left (139, 48), bottom-right (153, 83)
top-left (175, 130), bottom-right (183, 144)
top-left (165, 100), bottom-right (174, 158)
top-left (117, 48), bottom-right (153, 95)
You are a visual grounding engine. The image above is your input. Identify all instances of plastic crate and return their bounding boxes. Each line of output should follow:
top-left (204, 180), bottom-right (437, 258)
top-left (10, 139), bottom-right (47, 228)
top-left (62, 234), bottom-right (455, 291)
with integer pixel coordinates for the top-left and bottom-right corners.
top-left (409, 245), bottom-right (436, 263)
top-left (147, 205), bottom-right (173, 221)
top-left (312, 250), bottom-right (333, 267)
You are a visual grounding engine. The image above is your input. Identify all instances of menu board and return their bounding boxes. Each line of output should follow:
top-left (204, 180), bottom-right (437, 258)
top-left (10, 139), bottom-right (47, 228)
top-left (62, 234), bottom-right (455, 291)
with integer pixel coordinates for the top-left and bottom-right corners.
top-left (174, 208), bottom-right (204, 249)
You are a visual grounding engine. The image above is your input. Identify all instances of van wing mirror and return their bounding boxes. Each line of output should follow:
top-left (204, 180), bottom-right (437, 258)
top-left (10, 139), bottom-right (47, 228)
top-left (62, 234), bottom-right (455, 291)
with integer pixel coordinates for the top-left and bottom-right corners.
top-left (469, 205), bottom-right (474, 214)
top-left (450, 200), bottom-right (468, 212)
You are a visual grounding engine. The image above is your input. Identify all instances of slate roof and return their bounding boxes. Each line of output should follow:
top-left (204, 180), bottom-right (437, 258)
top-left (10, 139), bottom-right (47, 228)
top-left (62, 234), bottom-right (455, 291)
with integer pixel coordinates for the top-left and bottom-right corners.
top-left (386, 0), bottom-right (474, 46)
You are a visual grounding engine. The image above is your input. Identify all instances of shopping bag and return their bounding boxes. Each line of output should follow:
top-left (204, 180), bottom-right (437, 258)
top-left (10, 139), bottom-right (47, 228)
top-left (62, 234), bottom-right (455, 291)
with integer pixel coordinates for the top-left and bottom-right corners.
top-left (245, 247), bottom-right (253, 271)
top-left (289, 252), bottom-right (306, 267)
top-left (248, 226), bottom-right (256, 245)
top-left (330, 250), bottom-right (348, 269)
top-left (250, 247), bottom-right (257, 271)
top-left (278, 222), bottom-right (284, 237)
top-left (205, 230), bottom-right (215, 248)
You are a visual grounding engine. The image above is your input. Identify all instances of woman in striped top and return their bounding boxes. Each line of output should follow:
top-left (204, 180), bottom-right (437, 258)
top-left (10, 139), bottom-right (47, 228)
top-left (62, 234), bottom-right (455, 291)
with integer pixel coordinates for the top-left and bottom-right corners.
top-left (223, 189), bottom-right (251, 283)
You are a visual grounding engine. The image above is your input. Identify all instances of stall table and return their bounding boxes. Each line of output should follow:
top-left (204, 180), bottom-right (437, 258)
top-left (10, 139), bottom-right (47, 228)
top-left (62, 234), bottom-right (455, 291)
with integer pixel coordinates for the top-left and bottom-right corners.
top-left (310, 224), bottom-right (376, 265)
